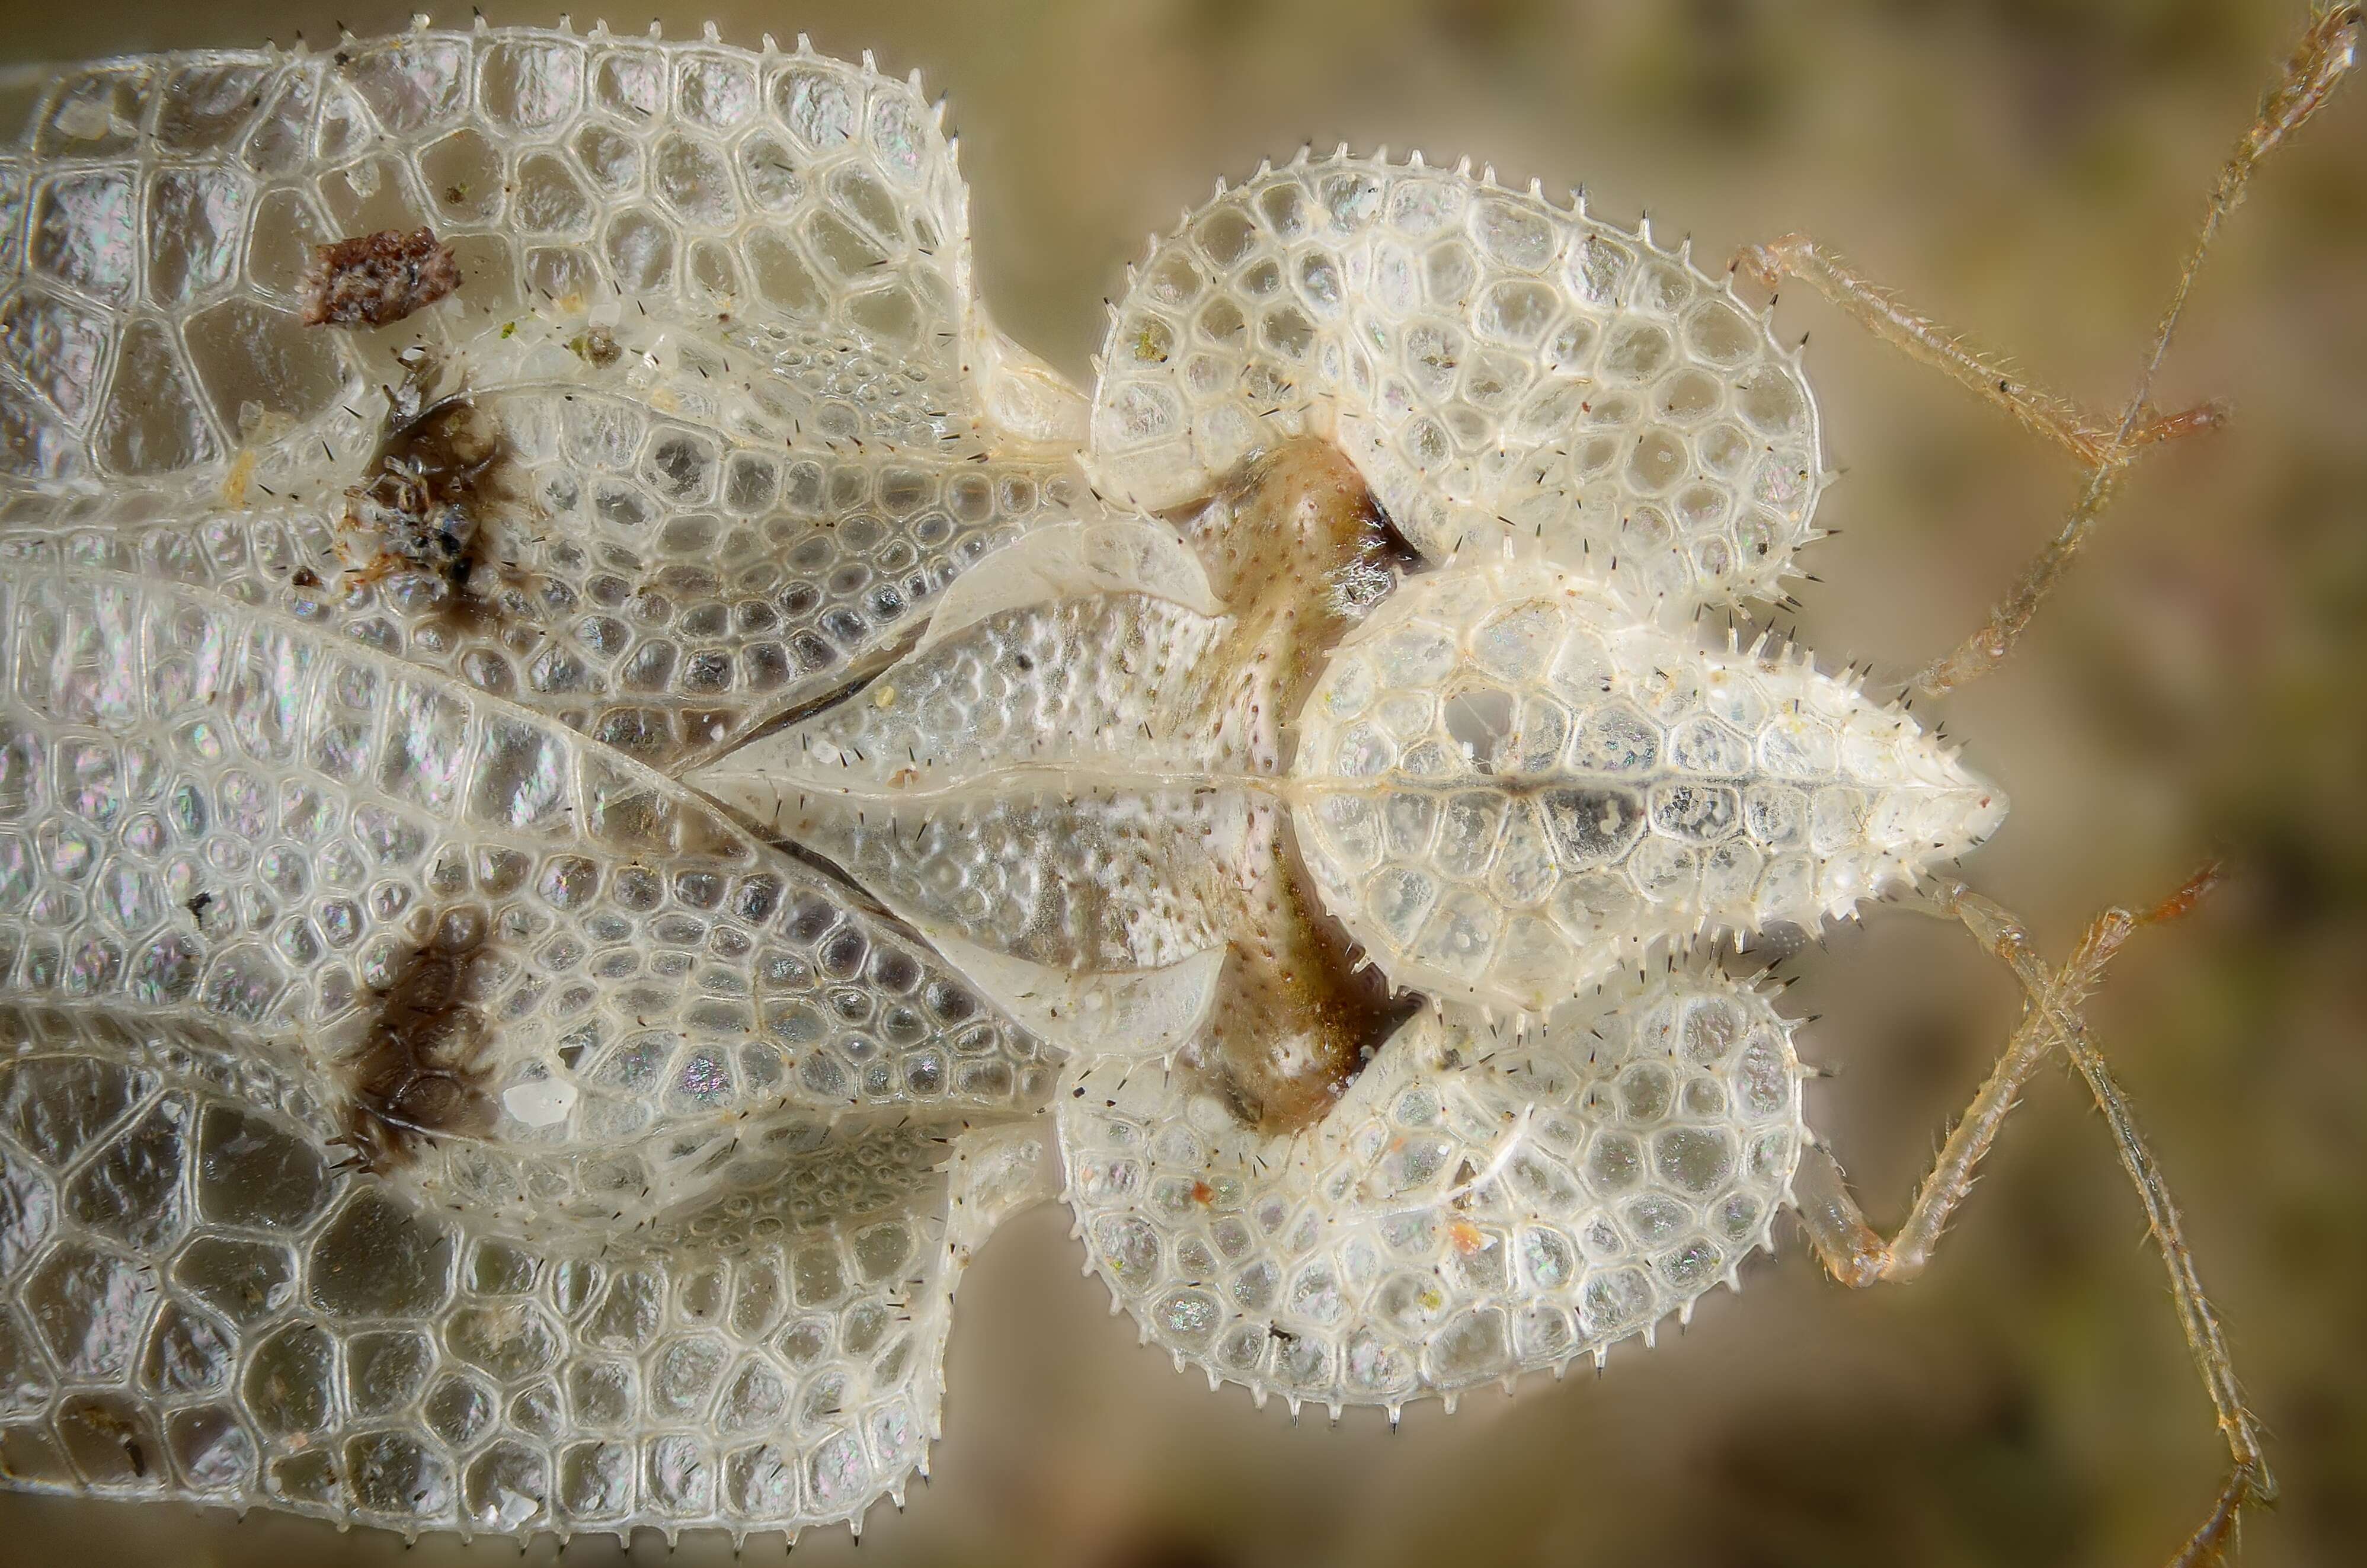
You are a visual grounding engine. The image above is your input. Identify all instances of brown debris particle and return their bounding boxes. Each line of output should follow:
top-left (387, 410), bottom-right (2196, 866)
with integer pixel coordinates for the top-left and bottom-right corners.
top-left (300, 227), bottom-right (460, 328)
top-left (334, 916), bottom-right (498, 1173)
top-left (63, 1400), bottom-right (151, 1480)
top-left (569, 324), bottom-right (622, 368)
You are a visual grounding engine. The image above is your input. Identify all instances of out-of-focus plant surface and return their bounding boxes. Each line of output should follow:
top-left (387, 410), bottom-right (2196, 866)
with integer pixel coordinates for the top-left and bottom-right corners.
top-left (1, 2), bottom-right (2360, 1565)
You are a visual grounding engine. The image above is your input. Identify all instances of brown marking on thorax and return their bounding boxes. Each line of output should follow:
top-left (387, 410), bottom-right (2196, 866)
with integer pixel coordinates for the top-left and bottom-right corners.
top-left (1178, 436), bottom-right (1419, 773)
top-left (333, 915), bottom-right (499, 1173)
top-left (1178, 437), bottom-right (1423, 1134)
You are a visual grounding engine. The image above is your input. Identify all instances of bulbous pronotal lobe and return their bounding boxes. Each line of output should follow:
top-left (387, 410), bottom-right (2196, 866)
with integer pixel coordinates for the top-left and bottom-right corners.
top-left (1289, 559), bottom-right (2006, 1013)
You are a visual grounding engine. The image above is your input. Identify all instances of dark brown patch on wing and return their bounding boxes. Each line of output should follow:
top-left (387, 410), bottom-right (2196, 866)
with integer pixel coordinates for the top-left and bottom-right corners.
top-left (300, 227), bottom-right (460, 328)
top-left (333, 914), bottom-right (497, 1173)
top-left (569, 324), bottom-right (623, 367)
top-left (338, 398), bottom-right (509, 603)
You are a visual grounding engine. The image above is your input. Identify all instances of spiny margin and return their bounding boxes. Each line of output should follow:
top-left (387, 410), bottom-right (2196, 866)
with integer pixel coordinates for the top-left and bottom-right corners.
top-left (1054, 967), bottom-right (1809, 1422)
top-left (1085, 146), bottom-right (1832, 619)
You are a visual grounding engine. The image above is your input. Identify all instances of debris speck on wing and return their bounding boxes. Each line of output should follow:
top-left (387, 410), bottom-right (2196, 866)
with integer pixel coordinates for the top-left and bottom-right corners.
top-left (338, 399), bottom-right (504, 596)
top-left (300, 226), bottom-right (460, 328)
top-left (331, 919), bottom-right (498, 1175)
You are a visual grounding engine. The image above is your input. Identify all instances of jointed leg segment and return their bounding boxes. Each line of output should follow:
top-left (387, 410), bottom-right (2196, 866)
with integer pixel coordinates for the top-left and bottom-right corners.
top-left (1731, 233), bottom-right (2227, 471)
top-left (1734, 7), bottom-right (2360, 697)
top-left (1733, 12), bottom-right (2347, 1565)
top-left (1796, 866), bottom-right (2272, 1568)
top-left (1788, 885), bottom-right (2146, 1288)
top-left (1941, 873), bottom-right (2273, 1568)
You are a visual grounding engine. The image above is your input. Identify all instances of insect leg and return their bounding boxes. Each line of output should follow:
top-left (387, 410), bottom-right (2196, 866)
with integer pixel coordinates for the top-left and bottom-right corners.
top-left (1795, 866), bottom-right (2267, 1564)
top-left (1915, 5), bottom-right (2359, 697)
top-left (1731, 232), bottom-right (2224, 469)
top-left (1943, 869), bottom-right (2270, 1568)
top-left (1787, 891), bottom-right (2135, 1288)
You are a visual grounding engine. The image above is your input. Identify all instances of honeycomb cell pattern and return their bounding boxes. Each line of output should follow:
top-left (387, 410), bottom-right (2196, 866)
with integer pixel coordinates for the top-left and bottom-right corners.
top-left (1092, 150), bottom-right (1828, 613)
top-left (0, 15), bottom-right (2029, 1551)
top-left (693, 517), bottom-right (1259, 976)
top-left (0, 20), bottom-right (1092, 772)
top-left (0, 18), bottom-right (1083, 498)
top-left (1061, 971), bottom-right (1809, 1415)
top-left (1290, 558), bottom-right (2007, 1014)
top-left (1, 398), bottom-right (1087, 772)
top-left (0, 1006), bottom-right (1053, 1540)
top-left (0, 22), bottom-right (1101, 1541)
top-left (0, 566), bottom-right (1053, 1233)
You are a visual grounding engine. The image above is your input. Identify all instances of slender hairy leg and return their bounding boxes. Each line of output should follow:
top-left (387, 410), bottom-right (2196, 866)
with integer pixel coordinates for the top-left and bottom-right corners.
top-left (1739, 8), bottom-right (2358, 693)
top-left (1912, 6), bottom-right (2358, 696)
top-left (1787, 888), bottom-right (2144, 1288)
top-left (1938, 872), bottom-right (2272, 1568)
top-left (1731, 233), bottom-right (2227, 469)
top-left (1788, 867), bottom-right (2212, 1285)
top-left (1795, 865), bottom-right (2270, 1568)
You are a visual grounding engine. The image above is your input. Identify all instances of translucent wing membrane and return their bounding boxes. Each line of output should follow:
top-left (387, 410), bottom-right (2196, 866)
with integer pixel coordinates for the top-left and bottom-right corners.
top-left (0, 23), bottom-right (1082, 502)
top-left (1090, 153), bottom-right (1827, 612)
top-left (0, 24), bottom-right (1099, 1539)
top-left (1, 390), bottom-right (1087, 771)
top-left (0, 24), bottom-right (1091, 770)
top-left (0, 565), bottom-right (1053, 1225)
top-left (0, 1004), bottom-right (1054, 1538)
top-left (1058, 971), bottom-right (1808, 1415)
top-left (0, 559), bottom-right (1060, 1535)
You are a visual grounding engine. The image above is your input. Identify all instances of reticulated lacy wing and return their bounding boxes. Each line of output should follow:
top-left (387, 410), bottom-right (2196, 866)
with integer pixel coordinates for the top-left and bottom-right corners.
top-left (0, 389), bottom-right (1092, 772)
top-left (0, 23), bottom-right (1091, 770)
top-left (0, 1003), bottom-right (1058, 1540)
top-left (0, 20), bottom-right (1083, 500)
top-left (695, 516), bottom-right (1233, 809)
top-left (0, 564), bottom-right (1059, 1235)
top-left (1057, 969), bottom-right (1809, 1417)
top-left (1089, 153), bottom-right (1829, 616)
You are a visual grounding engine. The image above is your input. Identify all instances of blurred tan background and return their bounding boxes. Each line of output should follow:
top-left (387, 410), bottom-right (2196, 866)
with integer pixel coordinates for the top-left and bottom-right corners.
top-left (1, 1), bottom-right (2362, 1564)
